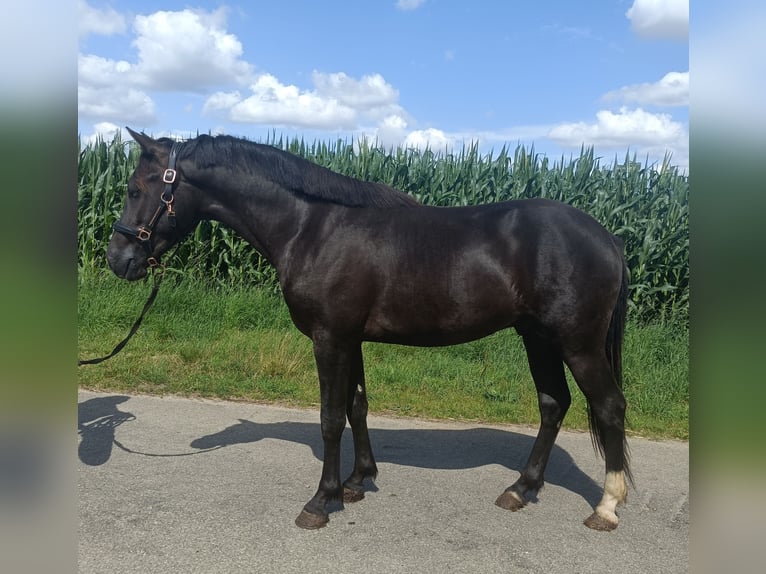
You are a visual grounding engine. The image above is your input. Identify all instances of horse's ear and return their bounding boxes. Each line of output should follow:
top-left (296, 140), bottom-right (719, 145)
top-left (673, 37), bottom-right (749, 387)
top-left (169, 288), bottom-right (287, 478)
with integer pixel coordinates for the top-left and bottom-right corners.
top-left (125, 127), bottom-right (160, 154)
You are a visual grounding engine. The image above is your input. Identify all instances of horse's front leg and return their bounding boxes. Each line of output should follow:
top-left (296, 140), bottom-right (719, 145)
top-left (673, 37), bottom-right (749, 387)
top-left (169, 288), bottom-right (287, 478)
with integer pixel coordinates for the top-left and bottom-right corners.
top-left (294, 333), bottom-right (354, 530)
top-left (342, 346), bottom-right (378, 502)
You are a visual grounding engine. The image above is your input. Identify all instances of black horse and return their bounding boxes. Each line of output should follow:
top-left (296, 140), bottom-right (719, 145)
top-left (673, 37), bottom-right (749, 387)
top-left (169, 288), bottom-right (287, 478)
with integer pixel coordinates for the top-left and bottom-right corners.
top-left (106, 128), bottom-right (631, 531)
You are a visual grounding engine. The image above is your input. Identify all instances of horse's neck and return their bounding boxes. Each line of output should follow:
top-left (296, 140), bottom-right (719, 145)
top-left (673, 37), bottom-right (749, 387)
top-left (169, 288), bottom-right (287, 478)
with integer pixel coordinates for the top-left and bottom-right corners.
top-left (198, 182), bottom-right (313, 269)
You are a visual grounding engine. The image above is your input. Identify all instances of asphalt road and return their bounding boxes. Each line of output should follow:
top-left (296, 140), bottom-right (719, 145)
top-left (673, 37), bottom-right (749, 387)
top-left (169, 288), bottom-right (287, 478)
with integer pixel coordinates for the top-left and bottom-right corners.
top-left (78, 390), bottom-right (688, 574)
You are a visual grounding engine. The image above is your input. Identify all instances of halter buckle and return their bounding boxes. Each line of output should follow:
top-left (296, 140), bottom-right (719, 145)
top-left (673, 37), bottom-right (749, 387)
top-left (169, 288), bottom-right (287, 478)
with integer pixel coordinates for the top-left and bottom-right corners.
top-left (162, 169), bottom-right (177, 184)
top-left (136, 227), bottom-right (152, 242)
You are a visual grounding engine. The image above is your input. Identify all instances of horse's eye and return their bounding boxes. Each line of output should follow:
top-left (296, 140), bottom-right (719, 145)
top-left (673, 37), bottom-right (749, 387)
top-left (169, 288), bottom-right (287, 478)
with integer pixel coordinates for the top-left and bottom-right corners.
top-left (128, 187), bottom-right (140, 199)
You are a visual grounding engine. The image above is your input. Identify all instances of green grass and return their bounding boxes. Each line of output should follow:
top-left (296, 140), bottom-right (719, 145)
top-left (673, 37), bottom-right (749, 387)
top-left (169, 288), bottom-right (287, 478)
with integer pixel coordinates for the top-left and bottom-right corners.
top-left (78, 271), bottom-right (688, 440)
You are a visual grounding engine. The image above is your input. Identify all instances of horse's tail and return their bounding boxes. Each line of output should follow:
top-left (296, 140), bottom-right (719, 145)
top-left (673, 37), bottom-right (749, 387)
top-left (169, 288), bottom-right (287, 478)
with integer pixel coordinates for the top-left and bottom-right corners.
top-left (600, 252), bottom-right (633, 485)
top-left (606, 257), bottom-right (628, 391)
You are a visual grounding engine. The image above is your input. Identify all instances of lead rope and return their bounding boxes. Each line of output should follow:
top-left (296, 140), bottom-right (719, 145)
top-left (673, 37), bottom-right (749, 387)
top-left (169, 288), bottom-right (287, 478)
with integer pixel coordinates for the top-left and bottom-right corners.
top-left (111, 437), bottom-right (224, 457)
top-left (78, 263), bottom-right (166, 366)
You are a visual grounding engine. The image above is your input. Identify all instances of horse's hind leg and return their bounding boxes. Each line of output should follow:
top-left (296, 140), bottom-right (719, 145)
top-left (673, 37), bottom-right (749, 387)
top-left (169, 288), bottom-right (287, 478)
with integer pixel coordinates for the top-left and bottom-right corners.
top-left (564, 349), bottom-right (629, 531)
top-left (496, 334), bottom-right (570, 511)
top-left (342, 349), bottom-right (378, 503)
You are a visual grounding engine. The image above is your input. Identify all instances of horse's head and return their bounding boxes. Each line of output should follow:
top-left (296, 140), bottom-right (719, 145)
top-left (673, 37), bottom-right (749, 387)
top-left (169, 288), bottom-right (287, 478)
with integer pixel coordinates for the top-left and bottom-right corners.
top-left (107, 127), bottom-right (196, 280)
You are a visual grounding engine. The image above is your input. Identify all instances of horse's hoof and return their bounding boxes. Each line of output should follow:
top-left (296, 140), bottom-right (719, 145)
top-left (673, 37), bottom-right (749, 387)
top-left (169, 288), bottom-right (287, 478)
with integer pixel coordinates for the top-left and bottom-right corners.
top-left (495, 491), bottom-right (525, 512)
top-left (583, 512), bottom-right (618, 531)
top-left (343, 486), bottom-right (365, 503)
top-left (295, 509), bottom-right (329, 530)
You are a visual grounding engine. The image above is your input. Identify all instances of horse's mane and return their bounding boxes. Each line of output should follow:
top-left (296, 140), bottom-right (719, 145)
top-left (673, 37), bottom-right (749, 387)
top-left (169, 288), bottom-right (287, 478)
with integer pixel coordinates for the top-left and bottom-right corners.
top-left (174, 134), bottom-right (419, 208)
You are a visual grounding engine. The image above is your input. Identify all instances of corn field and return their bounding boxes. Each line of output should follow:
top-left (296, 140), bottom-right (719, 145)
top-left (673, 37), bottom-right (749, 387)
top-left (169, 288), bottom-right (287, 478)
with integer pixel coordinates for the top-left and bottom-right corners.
top-left (78, 133), bottom-right (688, 322)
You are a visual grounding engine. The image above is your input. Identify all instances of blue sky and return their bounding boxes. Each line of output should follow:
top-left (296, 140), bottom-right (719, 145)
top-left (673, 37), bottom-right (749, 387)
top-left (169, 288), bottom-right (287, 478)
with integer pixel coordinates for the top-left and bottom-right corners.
top-left (78, 0), bottom-right (688, 171)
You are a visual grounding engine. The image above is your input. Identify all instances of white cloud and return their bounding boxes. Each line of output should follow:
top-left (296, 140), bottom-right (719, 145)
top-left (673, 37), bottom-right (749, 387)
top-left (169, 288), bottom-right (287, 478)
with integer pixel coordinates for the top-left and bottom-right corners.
top-left (367, 118), bottom-right (688, 172)
top-left (604, 71), bottom-right (689, 107)
top-left (372, 115), bottom-right (410, 147)
top-left (312, 72), bottom-right (399, 109)
top-left (81, 122), bottom-right (125, 145)
top-left (204, 72), bottom-right (408, 132)
top-left (547, 107), bottom-right (688, 170)
top-left (77, 6), bottom-right (416, 140)
top-left (404, 128), bottom-right (456, 151)
top-left (204, 74), bottom-right (357, 130)
top-left (78, 7), bottom-right (254, 125)
top-left (626, 0), bottom-right (688, 41)
top-left (396, 0), bottom-right (426, 11)
top-left (78, 83), bottom-right (156, 125)
top-left (79, 6), bottom-right (407, 134)
top-left (203, 91), bottom-right (243, 113)
top-left (78, 53), bottom-right (156, 124)
top-left (78, 54), bottom-right (133, 88)
top-left (130, 8), bottom-right (254, 91)
top-left (548, 107), bottom-right (685, 147)
top-left (78, 0), bottom-right (126, 38)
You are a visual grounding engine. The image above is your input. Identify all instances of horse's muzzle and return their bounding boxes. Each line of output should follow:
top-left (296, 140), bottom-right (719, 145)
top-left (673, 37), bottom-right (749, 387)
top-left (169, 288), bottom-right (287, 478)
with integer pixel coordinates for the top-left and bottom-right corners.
top-left (106, 242), bottom-right (149, 281)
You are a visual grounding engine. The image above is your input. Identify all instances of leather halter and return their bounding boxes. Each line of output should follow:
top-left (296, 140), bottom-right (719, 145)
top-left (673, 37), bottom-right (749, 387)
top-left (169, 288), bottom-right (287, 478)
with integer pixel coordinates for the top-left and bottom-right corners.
top-left (112, 141), bottom-right (182, 266)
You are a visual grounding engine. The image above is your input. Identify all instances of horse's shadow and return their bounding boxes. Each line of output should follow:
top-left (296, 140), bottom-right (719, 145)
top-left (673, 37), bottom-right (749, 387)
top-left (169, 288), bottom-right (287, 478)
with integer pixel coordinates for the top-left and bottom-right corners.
top-left (78, 395), bottom-right (135, 466)
top-left (77, 395), bottom-right (603, 507)
top-left (190, 417), bottom-right (604, 508)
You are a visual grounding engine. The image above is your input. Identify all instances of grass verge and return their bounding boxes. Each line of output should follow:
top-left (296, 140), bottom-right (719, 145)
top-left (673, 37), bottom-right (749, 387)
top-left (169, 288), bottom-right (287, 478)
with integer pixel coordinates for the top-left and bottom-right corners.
top-left (78, 271), bottom-right (688, 440)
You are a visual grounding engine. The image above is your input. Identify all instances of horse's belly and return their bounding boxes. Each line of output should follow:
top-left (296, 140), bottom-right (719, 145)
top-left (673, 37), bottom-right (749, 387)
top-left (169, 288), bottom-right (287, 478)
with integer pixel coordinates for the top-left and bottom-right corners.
top-left (363, 297), bottom-right (519, 347)
top-left (364, 325), bottom-right (512, 347)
